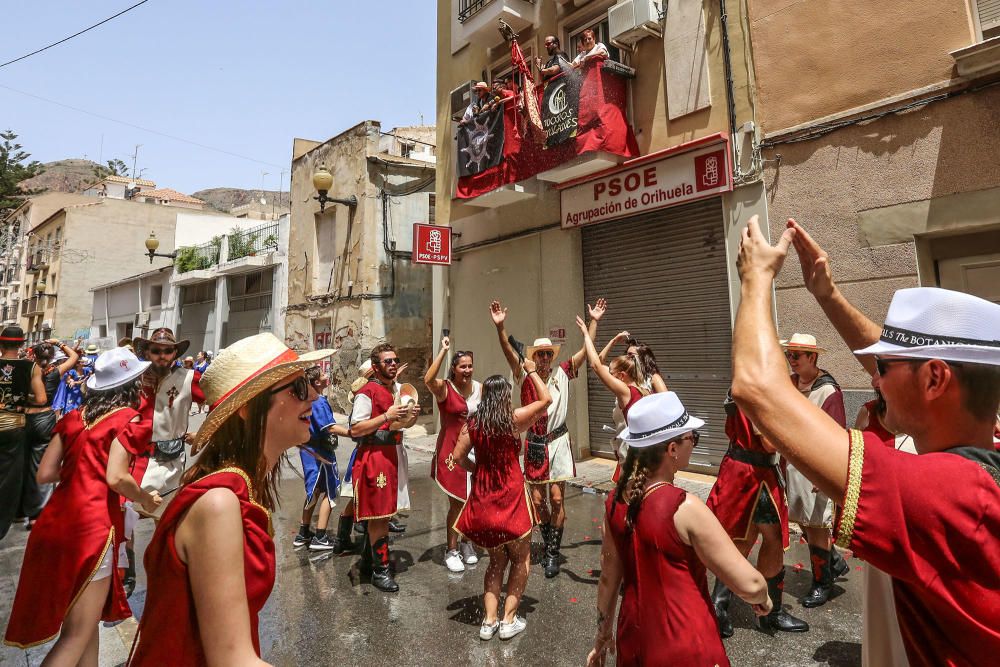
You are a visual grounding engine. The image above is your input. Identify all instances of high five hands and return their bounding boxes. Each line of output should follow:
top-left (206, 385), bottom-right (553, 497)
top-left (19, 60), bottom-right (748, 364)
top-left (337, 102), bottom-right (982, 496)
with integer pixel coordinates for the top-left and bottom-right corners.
top-left (736, 215), bottom-right (795, 283)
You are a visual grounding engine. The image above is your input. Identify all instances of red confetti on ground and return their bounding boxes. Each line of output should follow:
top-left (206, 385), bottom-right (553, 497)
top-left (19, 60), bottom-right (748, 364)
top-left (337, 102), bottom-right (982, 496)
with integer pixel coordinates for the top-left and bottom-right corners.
top-left (584, 535), bottom-right (591, 540)
top-left (793, 562), bottom-right (804, 571)
top-left (570, 597), bottom-right (579, 603)
top-left (855, 566), bottom-right (863, 571)
top-left (588, 569), bottom-right (595, 576)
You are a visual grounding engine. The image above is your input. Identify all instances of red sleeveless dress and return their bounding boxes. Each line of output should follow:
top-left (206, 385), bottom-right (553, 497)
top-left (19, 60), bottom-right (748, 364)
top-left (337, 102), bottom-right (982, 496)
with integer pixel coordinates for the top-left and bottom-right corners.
top-left (352, 381), bottom-right (399, 520)
top-left (4, 408), bottom-right (145, 648)
top-left (612, 386), bottom-right (644, 483)
top-left (606, 483), bottom-right (730, 667)
top-left (128, 468), bottom-right (274, 666)
top-left (431, 381), bottom-right (476, 501)
top-left (454, 424), bottom-right (535, 549)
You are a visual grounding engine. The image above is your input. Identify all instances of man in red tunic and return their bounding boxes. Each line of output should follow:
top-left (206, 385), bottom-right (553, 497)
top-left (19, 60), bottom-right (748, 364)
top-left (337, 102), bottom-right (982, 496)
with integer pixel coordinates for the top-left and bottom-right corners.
top-left (706, 393), bottom-right (808, 636)
top-left (732, 216), bottom-right (1000, 667)
top-left (350, 343), bottom-right (418, 592)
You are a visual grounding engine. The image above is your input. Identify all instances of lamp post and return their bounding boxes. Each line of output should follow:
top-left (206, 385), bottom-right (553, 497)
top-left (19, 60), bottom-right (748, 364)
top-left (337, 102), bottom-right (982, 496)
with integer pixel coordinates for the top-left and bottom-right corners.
top-left (35, 279), bottom-right (57, 298)
top-left (312, 163), bottom-right (358, 213)
top-left (144, 232), bottom-right (178, 264)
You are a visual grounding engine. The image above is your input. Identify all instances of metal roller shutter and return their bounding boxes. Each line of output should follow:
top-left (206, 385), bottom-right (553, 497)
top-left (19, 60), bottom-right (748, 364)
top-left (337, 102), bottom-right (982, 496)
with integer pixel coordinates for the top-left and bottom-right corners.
top-left (582, 197), bottom-right (731, 473)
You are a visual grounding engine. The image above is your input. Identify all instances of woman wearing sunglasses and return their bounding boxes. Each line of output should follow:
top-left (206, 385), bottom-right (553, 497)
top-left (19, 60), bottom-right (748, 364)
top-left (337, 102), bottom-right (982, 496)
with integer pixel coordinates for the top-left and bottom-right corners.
top-left (423, 334), bottom-right (482, 572)
top-left (588, 392), bottom-right (771, 667)
top-left (128, 333), bottom-right (333, 666)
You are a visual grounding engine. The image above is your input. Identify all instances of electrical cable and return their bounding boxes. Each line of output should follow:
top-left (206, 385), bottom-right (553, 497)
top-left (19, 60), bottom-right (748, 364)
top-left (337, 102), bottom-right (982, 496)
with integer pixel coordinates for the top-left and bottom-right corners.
top-left (0, 1), bottom-right (152, 69)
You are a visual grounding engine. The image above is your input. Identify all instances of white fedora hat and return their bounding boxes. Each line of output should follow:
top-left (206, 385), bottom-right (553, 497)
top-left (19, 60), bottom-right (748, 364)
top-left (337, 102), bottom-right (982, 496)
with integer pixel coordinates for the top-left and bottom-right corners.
top-left (525, 337), bottom-right (562, 360)
top-left (194, 333), bottom-right (335, 447)
top-left (780, 333), bottom-right (826, 354)
top-left (86, 347), bottom-right (151, 391)
top-left (619, 391), bottom-right (705, 448)
top-left (855, 287), bottom-right (1000, 365)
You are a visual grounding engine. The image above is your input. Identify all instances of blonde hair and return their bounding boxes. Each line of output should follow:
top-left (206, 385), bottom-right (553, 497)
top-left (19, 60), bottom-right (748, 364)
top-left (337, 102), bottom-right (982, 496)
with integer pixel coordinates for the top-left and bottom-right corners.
top-left (610, 353), bottom-right (644, 386)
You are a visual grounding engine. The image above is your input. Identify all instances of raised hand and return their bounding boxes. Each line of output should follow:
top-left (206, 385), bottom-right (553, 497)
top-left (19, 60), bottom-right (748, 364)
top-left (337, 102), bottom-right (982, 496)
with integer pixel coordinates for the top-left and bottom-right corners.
top-left (736, 215), bottom-right (795, 283)
top-left (588, 297), bottom-right (607, 321)
top-left (490, 300), bottom-right (508, 328)
top-left (788, 218), bottom-right (835, 300)
top-left (441, 336), bottom-right (451, 351)
top-left (522, 357), bottom-right (537, 374)
top-left (575, 315), bottom-right (591, 337)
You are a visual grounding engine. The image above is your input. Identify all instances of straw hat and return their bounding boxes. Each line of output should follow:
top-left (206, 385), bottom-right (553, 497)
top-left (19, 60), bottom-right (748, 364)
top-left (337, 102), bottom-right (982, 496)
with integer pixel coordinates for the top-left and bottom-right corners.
top-left (525, 337), bottom-right (562, 360)
top-left (618, 392), bottom-right (705, 448)
top-left (193, 333), bottom-right (335, 447)
top-left (855, 287), bottom-right (1000, 366)
top-left (780, 333), bottom-right (826, 354)
top-left (474, 81), bottom-right (490, 92)
top-left (84, 343), bottom-right (100, 355)
top-left (86, 347), bottom-right (151, 391)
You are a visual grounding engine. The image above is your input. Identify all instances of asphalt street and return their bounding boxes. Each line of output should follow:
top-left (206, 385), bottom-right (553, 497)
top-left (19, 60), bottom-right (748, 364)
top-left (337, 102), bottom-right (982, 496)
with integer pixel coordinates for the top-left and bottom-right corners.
top-left (1, 423), bottom-right (864, 666)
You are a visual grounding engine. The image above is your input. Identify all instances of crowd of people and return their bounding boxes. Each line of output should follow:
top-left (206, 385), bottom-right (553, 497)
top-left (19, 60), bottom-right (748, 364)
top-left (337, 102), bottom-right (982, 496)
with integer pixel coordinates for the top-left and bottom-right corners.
top-left (2, 216), bottom-right (998, 666)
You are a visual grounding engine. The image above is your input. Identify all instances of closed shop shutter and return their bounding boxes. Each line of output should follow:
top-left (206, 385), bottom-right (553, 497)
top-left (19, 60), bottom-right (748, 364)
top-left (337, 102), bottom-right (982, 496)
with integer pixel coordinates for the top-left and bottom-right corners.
top-left (179, 282), bottom-right (215, 355)
top-left (582, 197), bottom-right (731, 473)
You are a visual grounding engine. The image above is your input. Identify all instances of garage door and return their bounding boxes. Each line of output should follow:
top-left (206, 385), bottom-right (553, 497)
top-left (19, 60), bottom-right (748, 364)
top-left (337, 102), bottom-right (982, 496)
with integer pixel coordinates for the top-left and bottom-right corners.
top-left (581, 197), bottom-right (732, 473)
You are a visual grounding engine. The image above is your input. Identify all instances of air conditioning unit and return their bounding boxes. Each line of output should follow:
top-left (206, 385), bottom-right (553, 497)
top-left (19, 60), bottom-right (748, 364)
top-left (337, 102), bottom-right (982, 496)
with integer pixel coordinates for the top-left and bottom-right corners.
top-left (609, 0), bottom-right (663, 46)
top-left (134, 311), bottom-right (150, 327)
top-left (41, 320), bottom-right (52, 329)
top-left (450, 80), bottom-right (477, 121)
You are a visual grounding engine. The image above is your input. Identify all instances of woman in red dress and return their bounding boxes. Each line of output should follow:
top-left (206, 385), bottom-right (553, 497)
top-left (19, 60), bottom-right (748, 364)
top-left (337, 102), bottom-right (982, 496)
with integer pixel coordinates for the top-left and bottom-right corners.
top-left (453, 359), bottom-right (550, 641)
top-left (128, 333), bottom-right (333, 666)
top-left (588, 392), bottom-right (772, 667)
top-left (4, 347), bottom-right (159, 665)
top-left (423, 334), bottom-right (482, 573)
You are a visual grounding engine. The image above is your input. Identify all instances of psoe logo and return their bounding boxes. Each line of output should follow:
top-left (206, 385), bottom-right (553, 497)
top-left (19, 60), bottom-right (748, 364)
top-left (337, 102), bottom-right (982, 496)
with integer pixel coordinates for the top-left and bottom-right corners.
top-left (426, 229), bottom-right (442, 254)
top-left (694, 150), bottom-right (727, 192)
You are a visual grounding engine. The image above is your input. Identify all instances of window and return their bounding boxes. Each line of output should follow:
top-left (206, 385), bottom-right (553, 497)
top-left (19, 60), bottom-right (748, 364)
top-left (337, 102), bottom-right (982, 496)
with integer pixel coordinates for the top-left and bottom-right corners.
top-left (428, 194), bottom-right (436, 225)
top-left (182, 282), bottom-right (215, 305)
top-left (568, 17), bottom-right (622, 63)
top-left (974, 0), bottom-right (1000, 40)
top-left (149, 284), bottom-right (163, 307)
top-left (229, 269), bottom-right (273, 313)
top-left (99, 325), bottom-right (107, 338)
top-left (490, 44), bottom-right (534, 90)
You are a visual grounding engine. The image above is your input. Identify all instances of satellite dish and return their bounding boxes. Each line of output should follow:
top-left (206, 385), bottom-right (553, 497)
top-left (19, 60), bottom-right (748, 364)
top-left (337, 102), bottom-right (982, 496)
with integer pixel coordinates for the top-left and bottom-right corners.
top-left (259, 197), bottom-right (267, 206)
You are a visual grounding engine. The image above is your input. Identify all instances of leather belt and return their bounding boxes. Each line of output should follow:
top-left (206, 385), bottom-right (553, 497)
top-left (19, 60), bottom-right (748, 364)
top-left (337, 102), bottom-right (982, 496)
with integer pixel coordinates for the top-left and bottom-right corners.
top-left (359, 429), bottom-right (402, 447)
top-left (726, 447), bottom-right (778, 468)
top-left (526, 424), bottom-right (568, 445)
top-left (0, 411), bottom-right (26, 431)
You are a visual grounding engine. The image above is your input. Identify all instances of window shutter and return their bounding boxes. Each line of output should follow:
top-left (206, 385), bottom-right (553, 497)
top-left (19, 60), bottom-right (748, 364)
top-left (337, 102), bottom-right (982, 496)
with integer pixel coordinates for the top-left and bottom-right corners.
top-left (979, 0), bottom-right (1000, 32)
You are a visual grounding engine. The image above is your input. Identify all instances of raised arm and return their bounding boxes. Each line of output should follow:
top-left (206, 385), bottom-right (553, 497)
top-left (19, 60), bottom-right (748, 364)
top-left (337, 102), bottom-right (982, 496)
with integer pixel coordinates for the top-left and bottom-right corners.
top-left (598, 330), bottom-right (629, 363)
top-left (731, 216), bottom-right (851, 501)
top-left (491, 300), bottom-right (523, 379)
top-left (49, 339), bottom-right (79, 376)
top-left (423, 336), bottom-right (451, 402)
top-left (588, 517), bottom-right (623, 667)
top-left (577, 316), bottom-right (631, 406)
top-left (513, 358), bottom-right (552, 431)
top-left (568, 298), bottom-right (606, 373)
top-left (788, 219), bottom-right (881, 377)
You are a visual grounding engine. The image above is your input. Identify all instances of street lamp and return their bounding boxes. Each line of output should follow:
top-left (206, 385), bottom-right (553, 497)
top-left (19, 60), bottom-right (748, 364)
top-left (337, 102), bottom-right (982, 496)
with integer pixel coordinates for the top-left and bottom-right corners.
top-left (144, 231), bottom-right (177, 264)
top-left (35, 279), bottom-right (57, 298)
top-left (312, 163), bottom-right (357, 213)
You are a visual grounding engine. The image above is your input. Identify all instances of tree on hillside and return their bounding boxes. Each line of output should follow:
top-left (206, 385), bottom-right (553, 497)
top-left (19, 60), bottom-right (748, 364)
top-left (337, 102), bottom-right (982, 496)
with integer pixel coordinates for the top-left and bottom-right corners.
top-left (0, 130), bottom-right (44, 213)
top-left (92, 158), bottom-right (130, 180)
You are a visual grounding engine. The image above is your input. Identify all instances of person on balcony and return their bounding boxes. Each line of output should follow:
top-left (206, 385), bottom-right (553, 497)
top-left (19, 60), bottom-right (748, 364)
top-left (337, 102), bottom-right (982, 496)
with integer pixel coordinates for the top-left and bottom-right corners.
top-left (459, 82), bottom-right (491, 127)
top-left (536, 35), bottom-right (572, 82)
top-left (572, 29), bottom-right (609, 69)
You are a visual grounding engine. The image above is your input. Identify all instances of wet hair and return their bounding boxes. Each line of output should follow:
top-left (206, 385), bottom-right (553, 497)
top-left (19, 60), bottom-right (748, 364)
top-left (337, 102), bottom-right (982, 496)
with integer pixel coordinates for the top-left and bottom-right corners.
top-left (31, 342), bottom-right (56, 368)
top-left (951, 362), bottom-right (1000, 422)
top-left (609, 354), bottom-right (643, 386)
top-left (370, 343), bottom-right (396, 368)
top-left (448, 350), bottom-right (474, 381)
top-left (183, 389), bottom-right (280, 511)
top-left (468, 374), bottom-right (515, 438)
top-left (81, 378), bottom-right (143, 426)
top-left (627, 340), bottom-right (661, 379)
top-left (613, 442), bottom-right (667, 533)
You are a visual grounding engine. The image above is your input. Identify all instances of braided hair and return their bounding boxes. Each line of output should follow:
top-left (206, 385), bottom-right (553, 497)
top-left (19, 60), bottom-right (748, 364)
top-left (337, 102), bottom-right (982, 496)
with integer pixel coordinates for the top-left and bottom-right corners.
top-left (613, 442), bottom-right (667, 533)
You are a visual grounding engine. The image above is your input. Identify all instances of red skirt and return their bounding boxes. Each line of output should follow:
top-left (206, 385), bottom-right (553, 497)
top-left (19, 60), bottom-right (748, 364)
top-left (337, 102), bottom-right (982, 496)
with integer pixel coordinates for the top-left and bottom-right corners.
top-left (352, 444), bottom-right (398, 520)
top-left (705, 454), bottom-right (789, 549)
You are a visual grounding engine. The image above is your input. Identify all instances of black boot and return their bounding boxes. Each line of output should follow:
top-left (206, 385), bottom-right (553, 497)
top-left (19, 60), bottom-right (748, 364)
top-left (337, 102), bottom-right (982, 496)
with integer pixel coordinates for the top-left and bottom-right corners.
top-left (123, 547), bottom-right (137, 598)
top-left (758, 570), bottom-right (809, 633)
top-left (538, 523), bottom-right (551, 564)
top-left (711, 579), bottom-right (734, 638)
top-left (359, 535), bottom-right (373, 575)
top-left (354, 520), bottom-right (368, 536)
top-left (370, 536), bottom-right (399, 592)
top-left (332, 515), bottom-right (356, 555)
top-left (388, 517), bottom-right (406, 533)
top-left (801, 546), bottom-right (834, 608)
top-left (830, 544), bottom-right (849, 579)
top-left (544, 526), bottom-right (563, 578)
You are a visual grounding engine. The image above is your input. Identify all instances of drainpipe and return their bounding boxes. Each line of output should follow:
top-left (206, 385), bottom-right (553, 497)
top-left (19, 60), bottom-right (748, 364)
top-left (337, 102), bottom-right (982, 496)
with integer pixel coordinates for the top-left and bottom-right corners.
top-left (719, 0), bottom-right (740, 180)
top-left (104, 287), bottom-right (110, 338)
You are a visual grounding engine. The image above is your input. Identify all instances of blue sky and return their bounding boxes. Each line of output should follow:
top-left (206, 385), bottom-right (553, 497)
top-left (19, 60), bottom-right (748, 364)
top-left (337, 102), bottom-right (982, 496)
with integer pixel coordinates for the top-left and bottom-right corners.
top-left (2, 1), bottom-right (436, 194)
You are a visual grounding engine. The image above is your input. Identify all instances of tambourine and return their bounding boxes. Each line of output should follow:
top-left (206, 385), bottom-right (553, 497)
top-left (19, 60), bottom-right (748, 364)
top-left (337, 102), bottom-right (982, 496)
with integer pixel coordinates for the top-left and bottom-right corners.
top-left (395, 383), bottom-right (419, 407)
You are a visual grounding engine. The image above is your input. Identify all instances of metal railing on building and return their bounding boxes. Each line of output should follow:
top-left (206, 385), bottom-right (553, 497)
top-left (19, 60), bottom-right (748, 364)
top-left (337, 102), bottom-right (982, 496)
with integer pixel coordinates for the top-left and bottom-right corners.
top-left (459, 0), bottom-right (496, 23)
top-left (175, 240), bottom-right (222, 274)
top-left (226, 222), bottom-right (280, 262)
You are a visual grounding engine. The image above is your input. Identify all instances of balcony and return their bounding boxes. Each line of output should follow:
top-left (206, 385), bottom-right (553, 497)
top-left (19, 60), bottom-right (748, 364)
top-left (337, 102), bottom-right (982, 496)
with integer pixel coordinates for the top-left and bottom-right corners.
top-left (24, 296), bottom-right (44, 316)
top-left (218, 222), bottom-right (280, 275)
top-left (455, 61), bottom-right (638, 202)
top-left (457, 0), bottom-right (535, 49)
top-left (25, 250), bottom-right (51, 274)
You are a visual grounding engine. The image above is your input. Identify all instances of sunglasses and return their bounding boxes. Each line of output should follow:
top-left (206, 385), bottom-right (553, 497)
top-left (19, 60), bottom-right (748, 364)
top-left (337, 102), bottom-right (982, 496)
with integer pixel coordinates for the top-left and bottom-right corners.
top-left (674, 431), bottom-right (701, 446)
top-left (270, 375), bottom-right (310, 401)
top-left (535, 351), bottom-right (555, 359)
top-left (381, 357), bottom-right (400, 366)
top-left (147, 346), bottom-right (176, 356)
top-left (785, 351), bottom-right (810, 361)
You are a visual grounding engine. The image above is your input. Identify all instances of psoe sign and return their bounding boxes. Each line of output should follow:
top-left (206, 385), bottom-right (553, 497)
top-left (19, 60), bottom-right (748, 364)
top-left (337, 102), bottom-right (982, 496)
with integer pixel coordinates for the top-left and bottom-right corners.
top-left (560, 137), bottom-right (732, 229)
top-left (412, 223), bottom-right (452, 265)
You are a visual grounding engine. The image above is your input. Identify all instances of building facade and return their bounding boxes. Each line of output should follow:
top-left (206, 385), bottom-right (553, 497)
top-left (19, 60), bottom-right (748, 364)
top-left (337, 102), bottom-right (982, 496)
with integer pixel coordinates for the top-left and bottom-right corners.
top-left (436, 0), bottom-right (1000, 472)
top-left (285, 121), bottom-right (436, 412)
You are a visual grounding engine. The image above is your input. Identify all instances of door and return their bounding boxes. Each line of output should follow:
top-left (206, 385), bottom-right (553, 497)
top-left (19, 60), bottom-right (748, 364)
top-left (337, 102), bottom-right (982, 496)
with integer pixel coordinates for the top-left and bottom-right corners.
top-left (938, 252), bottom-right (1000, 304)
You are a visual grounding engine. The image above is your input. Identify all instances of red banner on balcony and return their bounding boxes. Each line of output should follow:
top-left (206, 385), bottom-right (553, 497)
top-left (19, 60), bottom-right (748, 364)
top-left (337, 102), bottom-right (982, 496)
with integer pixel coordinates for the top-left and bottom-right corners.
top-left (456, 61), bottom-right (638, 200)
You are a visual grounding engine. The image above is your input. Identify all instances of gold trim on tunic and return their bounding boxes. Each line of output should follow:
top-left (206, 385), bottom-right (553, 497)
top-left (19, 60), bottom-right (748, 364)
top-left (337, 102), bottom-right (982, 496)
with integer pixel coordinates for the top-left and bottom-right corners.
top-left (835, 429), bottom-right (865, 549)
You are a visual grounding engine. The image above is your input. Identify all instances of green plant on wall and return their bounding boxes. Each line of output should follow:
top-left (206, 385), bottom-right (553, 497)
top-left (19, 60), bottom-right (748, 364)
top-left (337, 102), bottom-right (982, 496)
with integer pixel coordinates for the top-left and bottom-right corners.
top-left (175, 236), bottom-right (222, 273)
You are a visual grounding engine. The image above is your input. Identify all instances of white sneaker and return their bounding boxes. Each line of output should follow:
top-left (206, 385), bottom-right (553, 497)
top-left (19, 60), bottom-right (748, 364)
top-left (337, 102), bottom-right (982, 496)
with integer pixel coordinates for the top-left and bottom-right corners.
top-left (445, 549), bottom-right (466, 572)
top-left (479, 620), bottom-right (500, 640)
top-left (460, 541), bottom-right (479, 564)
top-left (499, 615), bottom-right (527, 640)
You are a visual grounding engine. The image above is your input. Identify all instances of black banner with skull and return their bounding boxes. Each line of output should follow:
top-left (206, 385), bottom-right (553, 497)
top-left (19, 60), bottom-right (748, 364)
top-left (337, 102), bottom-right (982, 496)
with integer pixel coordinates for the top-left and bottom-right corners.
top-left (542, 73), bottom-right (580, 147)
top-left (457, 105), bottom-right (505, 177)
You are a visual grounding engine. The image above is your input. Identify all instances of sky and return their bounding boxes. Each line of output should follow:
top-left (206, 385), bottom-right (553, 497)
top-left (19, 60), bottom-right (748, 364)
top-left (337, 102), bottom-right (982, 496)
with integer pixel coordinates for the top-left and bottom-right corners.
top-left (2, 1), bottom-right (437, 195)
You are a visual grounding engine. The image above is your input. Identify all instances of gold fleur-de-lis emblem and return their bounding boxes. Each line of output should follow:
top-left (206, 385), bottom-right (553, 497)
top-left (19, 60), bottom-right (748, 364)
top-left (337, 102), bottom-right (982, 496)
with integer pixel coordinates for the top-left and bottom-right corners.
top-left (376, 472), bottom-right (387, 489)
top-left (445, 453), bottom-right (456, 471)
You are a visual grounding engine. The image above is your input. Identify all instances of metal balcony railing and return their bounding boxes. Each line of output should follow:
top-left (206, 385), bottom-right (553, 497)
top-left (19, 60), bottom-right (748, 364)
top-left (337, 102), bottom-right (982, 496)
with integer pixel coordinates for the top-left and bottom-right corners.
top-left (227, 222), bottom-right (279, 262)
top-left (175, 240), bottom-right (221, 274)
top-left (460, 0), bottom-right (496, 23)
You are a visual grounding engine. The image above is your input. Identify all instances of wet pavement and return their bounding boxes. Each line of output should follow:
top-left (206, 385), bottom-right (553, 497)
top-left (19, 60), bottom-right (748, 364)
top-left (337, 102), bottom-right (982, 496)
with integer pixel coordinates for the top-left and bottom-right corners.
top-left (1, 425), bottom-right (863, 666)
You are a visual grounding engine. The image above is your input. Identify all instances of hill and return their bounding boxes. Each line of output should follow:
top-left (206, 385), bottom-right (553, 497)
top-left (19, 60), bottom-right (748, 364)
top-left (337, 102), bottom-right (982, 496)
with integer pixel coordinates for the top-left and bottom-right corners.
top-left (191, 188), bottom-right (289, 213)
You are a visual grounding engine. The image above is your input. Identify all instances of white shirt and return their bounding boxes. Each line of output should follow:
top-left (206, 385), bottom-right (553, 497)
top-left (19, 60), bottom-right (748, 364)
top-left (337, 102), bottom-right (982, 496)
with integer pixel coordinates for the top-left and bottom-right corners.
top-left (573, 42), bottom-right (609, 66)
top-left (349, 381), bottom-right (401, 425)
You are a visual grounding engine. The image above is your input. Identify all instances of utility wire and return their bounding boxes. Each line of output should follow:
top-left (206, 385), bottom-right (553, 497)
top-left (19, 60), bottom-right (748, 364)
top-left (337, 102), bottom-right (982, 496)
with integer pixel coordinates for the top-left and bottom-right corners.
top-left (0, 1), bottom-right (152, 69)
top-left (0, 82), bottom-right (284, 169)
